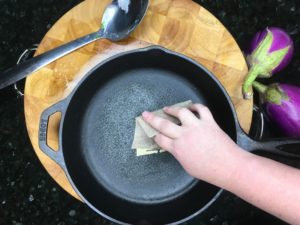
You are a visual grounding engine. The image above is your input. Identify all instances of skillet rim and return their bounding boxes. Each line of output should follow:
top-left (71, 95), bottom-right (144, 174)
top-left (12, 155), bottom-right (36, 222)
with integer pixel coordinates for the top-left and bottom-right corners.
top-left (55, 45), bottom-right (241, 225)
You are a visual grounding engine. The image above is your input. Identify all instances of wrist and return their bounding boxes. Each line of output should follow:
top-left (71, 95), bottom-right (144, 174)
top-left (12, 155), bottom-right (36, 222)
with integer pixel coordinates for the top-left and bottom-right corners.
top-left (218, 146), bottom-right (254, 191)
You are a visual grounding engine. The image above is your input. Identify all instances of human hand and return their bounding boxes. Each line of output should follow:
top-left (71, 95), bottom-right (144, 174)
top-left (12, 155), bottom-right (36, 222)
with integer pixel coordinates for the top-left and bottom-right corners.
top-left (143, 104), bottom-right (300, 225)
top-left (142, 104), bottom-right (246, 188)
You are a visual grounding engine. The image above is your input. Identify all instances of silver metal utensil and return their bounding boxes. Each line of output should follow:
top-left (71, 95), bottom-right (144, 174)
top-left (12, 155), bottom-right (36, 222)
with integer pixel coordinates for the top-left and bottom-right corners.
top-left (0, 0), bottom-right (149, 89)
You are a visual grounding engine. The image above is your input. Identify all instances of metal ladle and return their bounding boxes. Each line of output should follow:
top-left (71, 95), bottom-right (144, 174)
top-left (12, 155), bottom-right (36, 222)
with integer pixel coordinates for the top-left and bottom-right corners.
top-left (0, 0), bottom-right (149, 89)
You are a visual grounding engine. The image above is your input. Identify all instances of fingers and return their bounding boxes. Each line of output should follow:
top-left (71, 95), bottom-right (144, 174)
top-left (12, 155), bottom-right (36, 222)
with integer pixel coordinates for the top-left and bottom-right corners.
top-left (142, 111), bottom-right (182, 139)
top-left (189, 104), bottom-right (213, 120)
top-left (154, 134), bottom-right (173, 152)
top-left (142, 103), bottom-right (213, 140)
top-left (163, 106), bottom-right (197, 125)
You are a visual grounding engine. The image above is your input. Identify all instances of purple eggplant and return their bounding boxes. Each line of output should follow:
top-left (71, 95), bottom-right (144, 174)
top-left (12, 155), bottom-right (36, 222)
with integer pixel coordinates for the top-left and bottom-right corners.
top-left (253, 81), bottom-right (300, 137)
top-left (243, 27), bottom-right (294, 99)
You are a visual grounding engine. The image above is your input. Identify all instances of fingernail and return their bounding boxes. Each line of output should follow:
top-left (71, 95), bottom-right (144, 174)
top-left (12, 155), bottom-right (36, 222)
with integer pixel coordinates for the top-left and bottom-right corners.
top-left (142, 111), bottom-right (150, 118)
top-left (163, 106), bottom-right (169, 111)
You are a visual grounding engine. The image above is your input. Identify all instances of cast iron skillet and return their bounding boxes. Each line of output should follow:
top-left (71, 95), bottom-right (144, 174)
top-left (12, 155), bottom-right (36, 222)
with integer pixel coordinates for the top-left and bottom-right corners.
top-left (39, 46), bottom-right (300, 225)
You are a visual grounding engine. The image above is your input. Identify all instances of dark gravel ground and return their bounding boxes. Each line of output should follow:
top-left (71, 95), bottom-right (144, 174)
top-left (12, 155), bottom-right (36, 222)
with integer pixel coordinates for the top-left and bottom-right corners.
top-left (0, 0), bottom-right (299, 224)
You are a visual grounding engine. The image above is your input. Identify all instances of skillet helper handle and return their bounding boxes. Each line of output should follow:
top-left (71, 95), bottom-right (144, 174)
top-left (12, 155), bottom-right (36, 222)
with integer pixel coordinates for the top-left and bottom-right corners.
top-left (238, 131), bottom-right (300, 159)
top-left (39, 100), bottom-right (66, 168)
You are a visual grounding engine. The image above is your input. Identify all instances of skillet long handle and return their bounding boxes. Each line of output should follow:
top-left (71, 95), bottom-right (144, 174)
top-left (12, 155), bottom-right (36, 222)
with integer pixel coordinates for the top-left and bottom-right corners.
top-left (39, 100), bottom-right (67, 169)
top-left (237, 131), bottom-right (300, 159)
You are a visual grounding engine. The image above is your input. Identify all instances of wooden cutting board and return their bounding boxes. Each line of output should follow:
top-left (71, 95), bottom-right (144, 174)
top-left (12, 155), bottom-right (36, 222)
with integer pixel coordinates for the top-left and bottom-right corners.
top-left (24, 0), bottom-right (252, 200)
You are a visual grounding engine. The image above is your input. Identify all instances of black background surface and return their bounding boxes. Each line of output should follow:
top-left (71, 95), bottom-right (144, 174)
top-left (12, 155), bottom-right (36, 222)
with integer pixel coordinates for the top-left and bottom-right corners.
top-left (0, 0), bottom-right (299, 224)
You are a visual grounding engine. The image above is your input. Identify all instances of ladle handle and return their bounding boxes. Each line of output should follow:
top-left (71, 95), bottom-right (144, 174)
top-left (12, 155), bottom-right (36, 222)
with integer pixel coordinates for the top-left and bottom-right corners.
top-left (0, 31), bottom-right (102, 90)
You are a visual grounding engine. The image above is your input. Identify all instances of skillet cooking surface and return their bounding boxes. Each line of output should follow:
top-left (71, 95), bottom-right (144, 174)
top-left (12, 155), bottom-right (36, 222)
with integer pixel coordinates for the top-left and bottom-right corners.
top-left (61, 48), bottom-right (236, 223)
top-left (82, 68), bottom-right (201, 203)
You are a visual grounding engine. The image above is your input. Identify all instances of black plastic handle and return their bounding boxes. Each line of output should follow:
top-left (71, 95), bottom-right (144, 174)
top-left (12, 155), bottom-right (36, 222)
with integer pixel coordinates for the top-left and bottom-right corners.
top-left (237, 128), bottom-right (300, 159)
top-left (38, 100), bottom-right (66, 168)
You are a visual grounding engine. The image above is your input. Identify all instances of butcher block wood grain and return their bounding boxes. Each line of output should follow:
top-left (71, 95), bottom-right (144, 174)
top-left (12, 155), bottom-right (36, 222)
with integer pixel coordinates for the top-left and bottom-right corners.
top-left (24, 0), bottom-right (252, 200)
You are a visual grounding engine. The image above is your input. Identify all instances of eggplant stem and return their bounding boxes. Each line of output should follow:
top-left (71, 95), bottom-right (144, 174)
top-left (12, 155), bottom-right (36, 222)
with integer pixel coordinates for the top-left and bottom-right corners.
top-left (242, 64), bottom-right (261, 99)
top-left (253, 81), bottom-right (268, 94)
